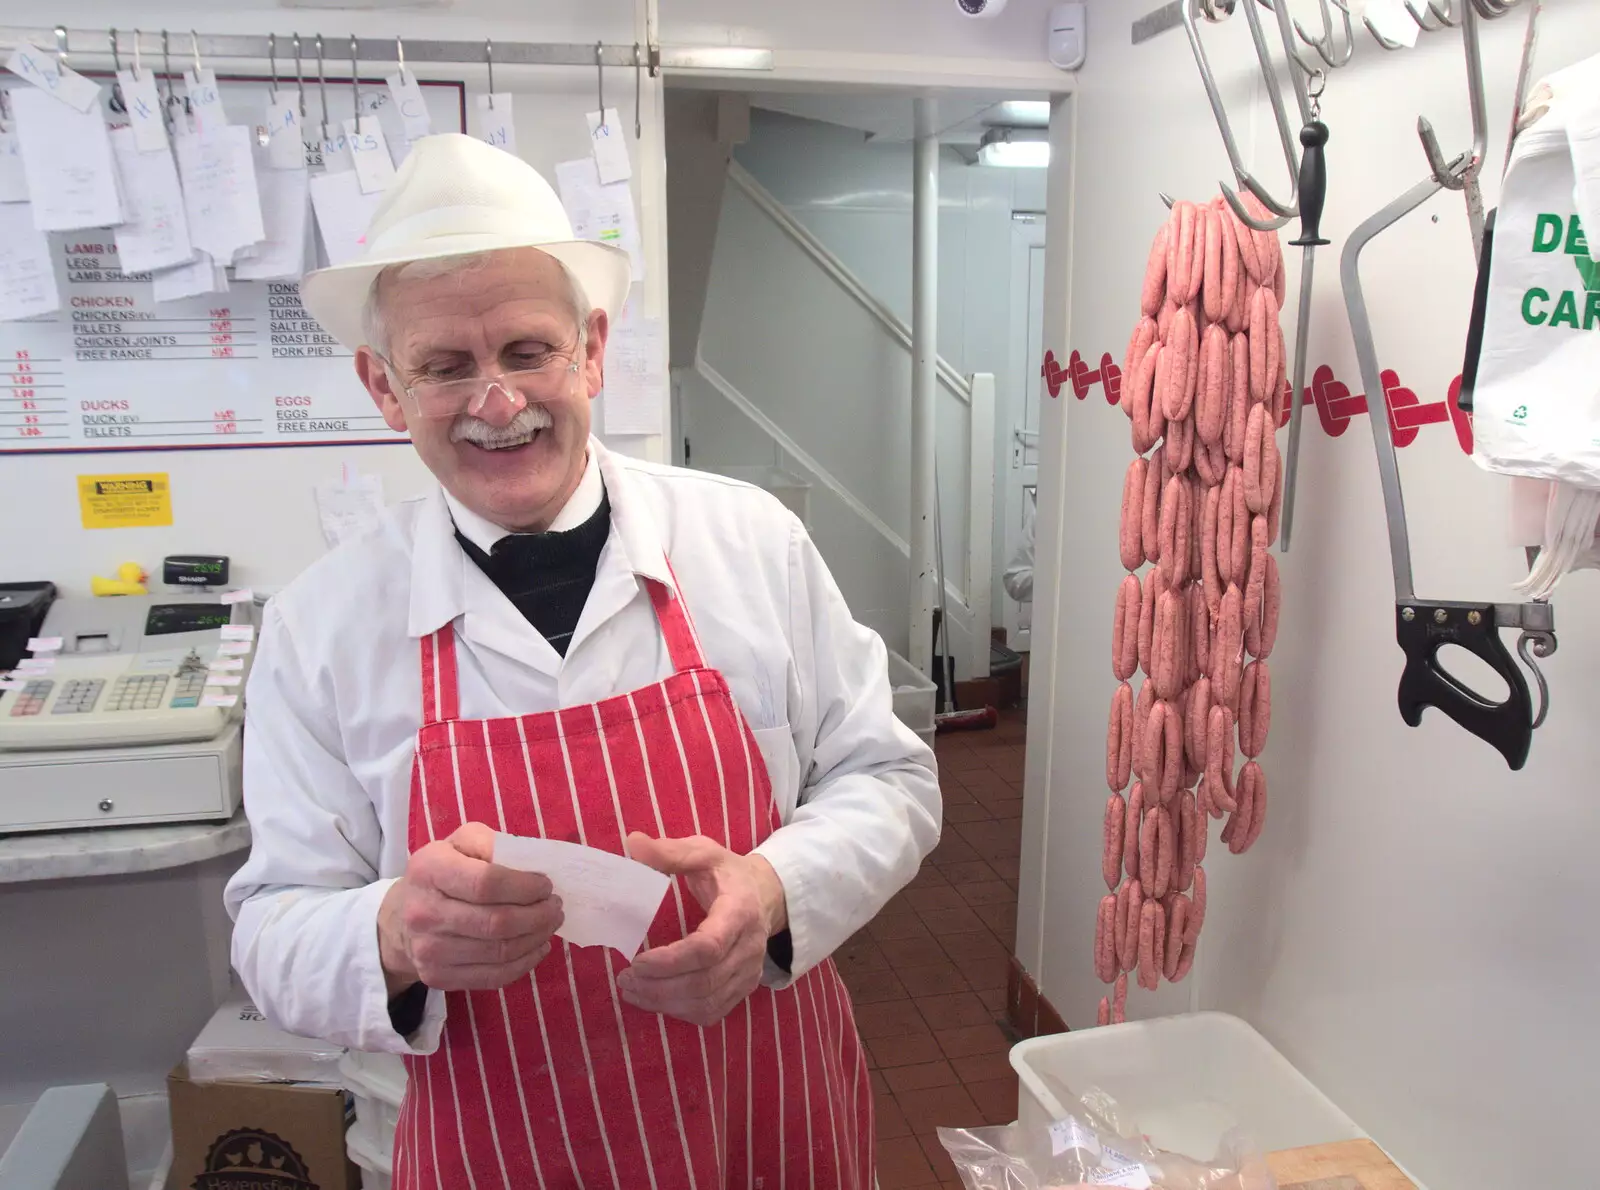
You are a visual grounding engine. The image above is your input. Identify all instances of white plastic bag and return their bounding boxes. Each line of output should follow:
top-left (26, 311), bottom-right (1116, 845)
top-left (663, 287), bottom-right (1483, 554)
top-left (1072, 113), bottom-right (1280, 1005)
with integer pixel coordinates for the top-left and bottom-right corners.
top-left (1471, 58), bottom-right (1600, 488)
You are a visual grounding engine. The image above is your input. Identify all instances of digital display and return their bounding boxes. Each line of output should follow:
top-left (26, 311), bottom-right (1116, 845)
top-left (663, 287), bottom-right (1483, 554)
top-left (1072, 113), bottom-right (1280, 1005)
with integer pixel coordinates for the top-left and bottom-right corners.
top-left (144, 603), bottom-right (233, 637)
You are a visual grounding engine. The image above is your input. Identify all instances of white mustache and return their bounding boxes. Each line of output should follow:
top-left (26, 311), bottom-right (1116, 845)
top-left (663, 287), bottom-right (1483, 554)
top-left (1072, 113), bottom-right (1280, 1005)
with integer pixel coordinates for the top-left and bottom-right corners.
top-left (449, 404), bottom-right (553, 448)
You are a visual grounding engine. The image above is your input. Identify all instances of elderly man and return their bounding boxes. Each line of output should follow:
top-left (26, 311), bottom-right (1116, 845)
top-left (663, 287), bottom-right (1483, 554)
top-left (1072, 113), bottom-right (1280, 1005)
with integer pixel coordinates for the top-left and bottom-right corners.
top-left (225, 134), bottom-right (939, 1187)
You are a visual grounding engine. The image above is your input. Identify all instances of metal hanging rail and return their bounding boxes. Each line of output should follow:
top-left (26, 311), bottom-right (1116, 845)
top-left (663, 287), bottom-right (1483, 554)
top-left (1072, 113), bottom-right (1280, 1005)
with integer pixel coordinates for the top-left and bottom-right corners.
top-left (0, 28), bottom-right (773, 75)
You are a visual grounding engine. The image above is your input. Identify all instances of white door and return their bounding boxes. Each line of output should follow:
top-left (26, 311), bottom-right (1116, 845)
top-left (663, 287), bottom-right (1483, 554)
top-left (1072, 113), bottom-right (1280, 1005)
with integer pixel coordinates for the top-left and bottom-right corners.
top-left (1003, 216), bottom-right (1047, 651)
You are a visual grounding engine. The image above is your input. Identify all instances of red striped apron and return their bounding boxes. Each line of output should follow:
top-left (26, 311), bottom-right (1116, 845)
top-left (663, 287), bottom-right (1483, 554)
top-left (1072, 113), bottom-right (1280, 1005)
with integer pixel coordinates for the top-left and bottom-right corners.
top-left (394, 576), bottom-right (874, 1189)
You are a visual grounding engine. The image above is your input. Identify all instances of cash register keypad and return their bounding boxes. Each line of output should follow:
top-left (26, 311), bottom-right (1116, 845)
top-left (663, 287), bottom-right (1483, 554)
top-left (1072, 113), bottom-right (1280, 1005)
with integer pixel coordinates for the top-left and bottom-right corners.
top-left (6, 679), bottom-right (52, 717)
top-left (50, 679), bottom-right (105, 715)
top-left (107, 674), bottom-right (169, 712)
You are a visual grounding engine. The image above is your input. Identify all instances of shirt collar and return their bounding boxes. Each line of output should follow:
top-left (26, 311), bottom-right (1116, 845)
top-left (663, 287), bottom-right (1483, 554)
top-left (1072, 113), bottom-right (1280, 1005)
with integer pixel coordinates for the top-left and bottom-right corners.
top-left (442, 447), bottom-right (605, 553)
top-left (407, 437), bottom-right (672, 638)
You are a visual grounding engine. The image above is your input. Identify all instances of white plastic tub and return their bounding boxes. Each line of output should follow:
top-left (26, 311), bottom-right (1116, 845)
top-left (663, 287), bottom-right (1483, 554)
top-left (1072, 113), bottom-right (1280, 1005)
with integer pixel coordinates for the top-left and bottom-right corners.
top-left (339, 1051), bottom-right (406, 1162)
top-left (886, 649), bottom-right (936, 749)
top-left (346, 1118), bottom-right (393, 1190)
top-left (1011, 1012), bottom-right (1366, 1161)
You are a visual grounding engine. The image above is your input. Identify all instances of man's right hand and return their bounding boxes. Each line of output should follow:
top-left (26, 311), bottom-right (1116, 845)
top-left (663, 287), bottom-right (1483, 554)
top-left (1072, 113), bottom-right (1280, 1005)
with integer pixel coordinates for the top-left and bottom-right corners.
top-left (378, 822), bottom-right (563, 995)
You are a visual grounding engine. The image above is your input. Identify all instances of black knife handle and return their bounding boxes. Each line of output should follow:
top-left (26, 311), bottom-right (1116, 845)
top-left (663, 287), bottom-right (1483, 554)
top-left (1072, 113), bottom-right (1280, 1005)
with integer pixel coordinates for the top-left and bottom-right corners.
top-left (1457, 207), bottom-right (1497, 414)
top-left (1290, 121), bottom-right (1330, 248)
top-left (1395, 600), bottom-right (1533, 770)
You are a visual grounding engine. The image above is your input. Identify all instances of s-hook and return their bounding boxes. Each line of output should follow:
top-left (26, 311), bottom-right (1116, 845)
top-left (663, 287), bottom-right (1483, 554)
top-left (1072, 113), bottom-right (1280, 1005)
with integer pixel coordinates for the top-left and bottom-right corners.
top-left (108, 29), bottom-right (126, 114)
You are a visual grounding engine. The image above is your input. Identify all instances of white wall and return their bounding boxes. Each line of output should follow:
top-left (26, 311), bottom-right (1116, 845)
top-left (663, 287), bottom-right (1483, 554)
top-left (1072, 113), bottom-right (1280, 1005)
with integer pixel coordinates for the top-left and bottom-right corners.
top-left (687, 173), bottom-right (983, 667)
top-left (1019, 4), bottom-right (1600, 1189)
top-left (732, 108), bottom-right (1046, 625)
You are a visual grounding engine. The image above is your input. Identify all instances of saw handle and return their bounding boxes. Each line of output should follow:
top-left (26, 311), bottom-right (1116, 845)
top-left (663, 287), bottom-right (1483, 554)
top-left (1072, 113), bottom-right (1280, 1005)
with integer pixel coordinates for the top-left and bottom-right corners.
top-left (1396, 601), bottom-right (1533, 770)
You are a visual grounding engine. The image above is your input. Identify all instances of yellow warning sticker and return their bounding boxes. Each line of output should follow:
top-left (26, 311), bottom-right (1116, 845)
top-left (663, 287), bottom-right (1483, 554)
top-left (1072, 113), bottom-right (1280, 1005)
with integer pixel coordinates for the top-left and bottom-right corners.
top-left (77, 472), bottom-right (173, 529)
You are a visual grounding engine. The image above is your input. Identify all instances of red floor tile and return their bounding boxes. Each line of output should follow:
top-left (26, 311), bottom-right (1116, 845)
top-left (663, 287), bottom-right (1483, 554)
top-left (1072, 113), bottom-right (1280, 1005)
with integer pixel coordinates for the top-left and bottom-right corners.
top-left (958, 880), bottom-right (1015, 908)
top-left (846, 967), bottom-right (910, 1005)
top-left (876, 1135), bottom-right (936, 1188)
top-left (870, 1070), bottom-right (892, 1096)
top-left (856, 1001), bottom-right (930, 1040)
top-left (939, 929), bottom-right (1010, 964)
top-left (974, 902), bottom-right (1018, 939)
top-left (938, 859), bottom-right (999, 885)
top-left (875, 1092), bottom-right (912, 1140)
top-left (937, 749), bottom-right (992, 774)
top-left (966, 1075), bottom-right (1021, 1126)
top-left (885, 1059), bottom-right (959, 1094)
top-left (986, 797), bottom-right (1025, 820)
top-left (950, 1051), bottom-right (1015, 1084)
top-left (989, 856), bottom-right (1022, 883)
top-left (928, 833), bottom-right (981, 866)
top-left (951, 952), bottom-right (1009, 992)
top-left (919, 1132), bottom-right (963, 1184)
top-left (881, 935), bottom-right (950, 970)
top-left (977, 987), bottom-right (1007, 1013)
top-left (895, 1085), bottom-right (983, 1133)
top-left (895, 962), bottom-right (971, 997)
top-left (918, 903), bottom-right (989, 935)
top-left (914, 992), bottom-right (995, 1030)
top-left (868, 1032), bottom-right (945, 1069)
top-left (907, 865), bottom-right (949, 890)
top-left (869, 912), bottom-right (934, 943)
top-left (935, 1023), bottom-right (1010, 1059)
top-left (906, 884), bottom-right (968, 915)
top-left (942, 800), bottom-right (993, 824)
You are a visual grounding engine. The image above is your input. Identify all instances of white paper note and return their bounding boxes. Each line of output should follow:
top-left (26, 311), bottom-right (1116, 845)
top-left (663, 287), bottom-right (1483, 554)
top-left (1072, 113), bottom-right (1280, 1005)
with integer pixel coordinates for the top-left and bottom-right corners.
top-left (204, 672), bottom-right (242, 687)
top-left (183, 69), bottom-right (228, 136)
top-left (110, 129), bottom-right (195, 274)
top-left (151, 251), bottom-right (224, 303)
top-left (319, 127), bottom-right (353, 174)
top-left (15, 657), bottom-right (54, 675)
top-left (386, 70), bottom-right (432, 141)
top-left (309, 169), bottom-right (384, 267)
top-left (314, 469), bottom-right (386, 547)
top-left (27, 637), bottom-right (62, 653)
top-left (586, 108), bottom-right (633, 185)
top-left (0, 679), bottom-right (25, 691)
top-left (208, 657), bottom-right (245, 673)
top-left (201, 692), bottom-right (238, 708)
top-left (600, 310), bottom-right (665, 437)
top-left (117, 70), bottom-right (169, 154)
top-left (343, 116), bottom-right (397, 194)
top-left (11, 87), bottom-right (123, 232)
top-left (493, 832), bottom-right (671, 958)
top-left (555, 157), bottom-right (645, 282)
top-left (264, 100), bottom-right (308, 170)
top-left (473, 94), bottom-right (517, 154)
top-left (216, 639), bottom-right (252, 657)
top-left (0, 126), bottom-right (28, 202)
top-left (235, 166), bottom-right (310, 280)
top-left (175, 125), bottom-right (266, 262)
top-left (5, 44), bottom-right (101, 113)
top-left (0, 202), bottom-right (61, 321)
top-left (221, 588), bottom-right (254, 605)
top-left (219, 624), bottom-right (255, 643)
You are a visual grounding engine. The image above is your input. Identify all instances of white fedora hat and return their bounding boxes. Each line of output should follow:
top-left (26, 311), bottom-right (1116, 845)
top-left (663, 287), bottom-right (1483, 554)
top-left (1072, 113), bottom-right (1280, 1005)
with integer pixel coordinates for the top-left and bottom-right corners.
top-left (300, 133), bottom-right (632, 352)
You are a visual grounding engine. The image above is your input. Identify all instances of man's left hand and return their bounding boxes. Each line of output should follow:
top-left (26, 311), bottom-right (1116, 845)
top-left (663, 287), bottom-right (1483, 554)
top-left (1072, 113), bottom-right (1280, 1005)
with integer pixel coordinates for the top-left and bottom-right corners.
top-left (617, 833), bottom-right (787, 1028)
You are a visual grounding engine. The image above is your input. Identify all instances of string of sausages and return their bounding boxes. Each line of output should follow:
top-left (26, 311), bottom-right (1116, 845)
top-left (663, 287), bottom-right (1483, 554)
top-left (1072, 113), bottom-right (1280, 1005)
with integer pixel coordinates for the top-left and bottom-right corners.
top-left (1095, 194), bottom-right (1286, 1026)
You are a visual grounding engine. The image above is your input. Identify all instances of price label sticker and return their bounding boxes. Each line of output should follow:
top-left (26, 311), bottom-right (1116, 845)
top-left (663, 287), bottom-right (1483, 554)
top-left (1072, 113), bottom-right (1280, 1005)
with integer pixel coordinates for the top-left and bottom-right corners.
top-left (205, 673), bottom-right (242, 687)
top-left (1049, 1118), bottom-right (1102, 1159)
top-left (183, 68), bottom-right (228, 135)
top-left (208, 657), bottom-right (244, 673)
top-left (201, 692), bottom-right (239, 708)
top-left (27, 637), bottom-right (63, 653)
top-left (5, 43), bottom-right (101, 112)
top-left (216, 639), bottom-right (253, 656)
top-left (220, 624), bottom-right (255, 642)
top-left (221, 588), bottom-right (254, 605)
top-left (15, 658), bottom-right (54, 675)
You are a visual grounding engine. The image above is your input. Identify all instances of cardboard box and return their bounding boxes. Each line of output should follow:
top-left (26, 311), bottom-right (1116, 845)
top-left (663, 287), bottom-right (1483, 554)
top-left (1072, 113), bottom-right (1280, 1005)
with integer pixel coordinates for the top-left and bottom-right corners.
top-left (167, 1065), bottom-right (358, 1190)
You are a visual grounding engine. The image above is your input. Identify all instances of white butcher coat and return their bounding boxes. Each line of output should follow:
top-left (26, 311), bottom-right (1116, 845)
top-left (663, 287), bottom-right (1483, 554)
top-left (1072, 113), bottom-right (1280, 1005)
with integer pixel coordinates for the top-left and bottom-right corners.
top-left (224, 440), bottom-right (941, 1054)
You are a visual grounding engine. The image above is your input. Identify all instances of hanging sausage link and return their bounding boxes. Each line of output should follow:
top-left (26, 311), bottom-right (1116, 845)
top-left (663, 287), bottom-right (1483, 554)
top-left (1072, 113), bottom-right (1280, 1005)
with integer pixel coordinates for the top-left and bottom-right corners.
top-left (1099, 192), bottom-right (1286, 1020)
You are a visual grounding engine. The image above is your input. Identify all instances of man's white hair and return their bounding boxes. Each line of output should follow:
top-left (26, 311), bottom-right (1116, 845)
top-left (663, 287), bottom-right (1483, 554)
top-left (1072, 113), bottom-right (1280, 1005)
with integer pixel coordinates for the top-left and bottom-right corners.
top-left (360, 249), bottom-right (592, 359)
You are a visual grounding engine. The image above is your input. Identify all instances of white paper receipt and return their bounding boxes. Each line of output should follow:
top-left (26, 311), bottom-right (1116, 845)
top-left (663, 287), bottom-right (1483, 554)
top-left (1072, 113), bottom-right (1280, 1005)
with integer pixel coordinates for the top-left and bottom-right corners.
top-left (492, 832), bottom-right (671, 959)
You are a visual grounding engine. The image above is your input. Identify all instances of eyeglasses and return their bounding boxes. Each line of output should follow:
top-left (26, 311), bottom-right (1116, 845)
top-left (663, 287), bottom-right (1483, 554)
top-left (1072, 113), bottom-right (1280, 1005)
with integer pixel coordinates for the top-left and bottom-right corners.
top-left (377, 351), bottom-right (581, 420)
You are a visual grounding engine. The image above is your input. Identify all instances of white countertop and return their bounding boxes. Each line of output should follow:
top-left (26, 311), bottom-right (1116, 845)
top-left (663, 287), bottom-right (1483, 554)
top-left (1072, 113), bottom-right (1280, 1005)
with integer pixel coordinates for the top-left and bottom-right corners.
top-left (0, 809), bottom-right (250, 883)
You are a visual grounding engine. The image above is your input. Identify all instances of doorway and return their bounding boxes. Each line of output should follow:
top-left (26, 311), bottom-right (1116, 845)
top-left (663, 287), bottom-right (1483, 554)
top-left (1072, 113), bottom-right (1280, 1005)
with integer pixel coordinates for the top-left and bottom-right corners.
top-left (1002, 213), bottom-right (1046, 654)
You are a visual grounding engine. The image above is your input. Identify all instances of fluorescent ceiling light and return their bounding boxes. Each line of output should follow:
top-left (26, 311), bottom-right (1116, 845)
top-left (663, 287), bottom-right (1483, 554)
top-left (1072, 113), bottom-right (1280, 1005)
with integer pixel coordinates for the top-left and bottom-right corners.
top-left (978, 134), bottom-right (1050, 168)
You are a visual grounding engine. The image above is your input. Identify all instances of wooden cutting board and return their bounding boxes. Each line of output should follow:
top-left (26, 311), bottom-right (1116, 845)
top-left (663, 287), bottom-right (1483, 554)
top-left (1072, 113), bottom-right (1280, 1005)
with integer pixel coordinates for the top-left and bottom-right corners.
top-left (1269, 1139), bottom-right (1416, 1190)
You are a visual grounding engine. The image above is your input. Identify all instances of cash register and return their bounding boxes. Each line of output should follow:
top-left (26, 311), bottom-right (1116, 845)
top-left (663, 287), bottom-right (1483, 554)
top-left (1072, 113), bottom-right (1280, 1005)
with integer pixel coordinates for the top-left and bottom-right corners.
top-left (0, 570), bottom-right (251, 834)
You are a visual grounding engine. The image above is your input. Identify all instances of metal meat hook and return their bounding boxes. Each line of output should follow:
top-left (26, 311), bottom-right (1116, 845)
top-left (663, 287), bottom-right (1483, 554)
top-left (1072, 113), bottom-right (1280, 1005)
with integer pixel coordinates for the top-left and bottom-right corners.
top-left (1293, 0), bottom-right (1355, 69)
top-left (1179, 0), bottom-right (1302, 231)
top-left (1416, 0), bottom-right (1490, 253)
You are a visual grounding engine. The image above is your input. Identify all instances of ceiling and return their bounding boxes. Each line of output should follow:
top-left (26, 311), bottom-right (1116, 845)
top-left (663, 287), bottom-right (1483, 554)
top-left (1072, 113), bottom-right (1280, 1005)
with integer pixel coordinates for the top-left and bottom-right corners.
top-left (747, 92), bottom-right (1051, 145)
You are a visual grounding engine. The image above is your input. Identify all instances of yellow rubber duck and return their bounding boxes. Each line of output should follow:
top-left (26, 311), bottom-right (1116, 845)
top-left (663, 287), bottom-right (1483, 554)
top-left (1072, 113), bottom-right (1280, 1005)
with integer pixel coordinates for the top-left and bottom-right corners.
top-left (90, 562), bottom-right (149, 597)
